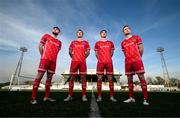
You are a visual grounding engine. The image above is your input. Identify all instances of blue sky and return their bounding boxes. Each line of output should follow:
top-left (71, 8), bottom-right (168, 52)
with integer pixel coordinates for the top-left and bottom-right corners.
top-left (0, 0), bottom-right (180, 83)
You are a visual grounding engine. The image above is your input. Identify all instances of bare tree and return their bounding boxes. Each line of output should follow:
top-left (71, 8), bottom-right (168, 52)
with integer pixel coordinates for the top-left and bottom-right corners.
top-left (169, 78), bottom-right (179, 87)
top-left (155, 76), bottom-right (165, 85)
top-left (146, 76), bottom-right (153, 85)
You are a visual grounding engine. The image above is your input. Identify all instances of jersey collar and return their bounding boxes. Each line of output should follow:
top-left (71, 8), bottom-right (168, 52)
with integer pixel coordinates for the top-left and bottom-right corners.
top-left (77, 38), bottom-right (83, 42)
top-left (100, 38), bottom-right (107, 42)
top-left (125, 35), bottom-right (132, 40)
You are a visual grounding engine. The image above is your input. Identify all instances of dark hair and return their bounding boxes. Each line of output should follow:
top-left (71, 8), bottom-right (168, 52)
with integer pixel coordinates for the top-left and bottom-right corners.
top-left (53, 26), bottom-right (60, 32)
top-left (100, 30), bottom-right (107, 34)
top-left (77, 29), bottom-right (84, 35)
top-left (122, 25), bottom-right (130, 32)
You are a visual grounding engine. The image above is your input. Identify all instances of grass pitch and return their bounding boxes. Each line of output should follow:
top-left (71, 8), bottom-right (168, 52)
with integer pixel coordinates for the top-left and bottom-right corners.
top-left (0, 90), bottom-right (180, 117)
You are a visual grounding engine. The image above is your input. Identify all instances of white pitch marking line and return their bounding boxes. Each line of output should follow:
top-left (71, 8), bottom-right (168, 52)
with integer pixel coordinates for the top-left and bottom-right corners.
top-left (89, 86), bottom-right (101, 118)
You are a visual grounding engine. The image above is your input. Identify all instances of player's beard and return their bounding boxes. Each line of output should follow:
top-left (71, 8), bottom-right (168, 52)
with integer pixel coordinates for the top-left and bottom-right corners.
top-left (125, 33), bottom-right (130, 36)
top-left (78, 36), bottom-right (83, 38)
top-left (52, 32), bottom-right (59, 36)
top-left (101, 36), bottom-right (106, 38)
top-left (125, 32), bottom-right (130, 36)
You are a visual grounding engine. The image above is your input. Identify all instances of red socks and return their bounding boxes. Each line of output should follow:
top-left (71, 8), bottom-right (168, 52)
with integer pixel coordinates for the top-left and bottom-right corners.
top-left (97, 79), bottom-right (102, 97)
top-left (82, 79), bottom-right (86, 96)
top-left (127, 79), bottom-right (148, 100)
top-left (140, 79), bottom-right (148, 100)
top-left (108, 78), bottom-right (114, 97)
top-left (44, 79), bottom-right (52, 98)
top-left (97, 78), bottom-right (114, 97)
top-left (68, 78), bottom-right (74, 96)
top-left (32, 78), bottom-right (52, 100)
top-left (31, 78), bottom-right (41, 100)
top-left (68, 76), bottom-right (87, 97)
top-left (128, 80), bottom-right (134, 98)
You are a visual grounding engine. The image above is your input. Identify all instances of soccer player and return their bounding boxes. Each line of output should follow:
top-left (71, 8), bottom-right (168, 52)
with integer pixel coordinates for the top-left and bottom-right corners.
top-left (94, 30), bottom-right (117, 102)
top-left (64, 29), bottom-right (90, 102)
top-left (30, 27), bottom-right (62, 104)
top-left (121, 25), bottom-right (149, 105)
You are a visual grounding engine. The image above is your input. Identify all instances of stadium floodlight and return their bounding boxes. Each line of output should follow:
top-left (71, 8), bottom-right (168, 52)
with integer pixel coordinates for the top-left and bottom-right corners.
top-left (20, 47), bottom-right (28, 52)
top-left (9, 47), bottom-right (28, 90)
top-left (156, 47), bottom-right (164, 52)
top-left (156, 47), bottom-right (170, 87)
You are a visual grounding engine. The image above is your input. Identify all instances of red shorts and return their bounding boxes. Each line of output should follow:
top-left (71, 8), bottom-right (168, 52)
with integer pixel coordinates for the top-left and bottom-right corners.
top-left (70, 61), bottom-right (87, 75)
top-left (96, 62), bottom-right (113, 75)
top-left (38, 59), bottom-right (56, 74)
top-left (125, 60), bottom-right (145, 75)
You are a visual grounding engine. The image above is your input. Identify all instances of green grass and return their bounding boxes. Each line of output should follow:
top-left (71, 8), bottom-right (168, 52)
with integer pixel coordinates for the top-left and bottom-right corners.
top-left (0, 91), bottom-right (91, 117)
top-left (0, 90), bottom-right (180, 117)
top-left (97, 91), bottom-right (180, 117)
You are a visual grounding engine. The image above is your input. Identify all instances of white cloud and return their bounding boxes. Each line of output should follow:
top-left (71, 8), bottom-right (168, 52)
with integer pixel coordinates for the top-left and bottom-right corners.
top-left (141, 13), bottom-right (179, 34)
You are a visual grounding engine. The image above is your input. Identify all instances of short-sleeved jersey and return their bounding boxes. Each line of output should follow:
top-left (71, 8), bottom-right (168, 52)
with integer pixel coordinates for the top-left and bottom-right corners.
top-left (69, 40), bottom-right (90, 62)
top-left (40, 34), bottom-right (62, 62)
top-left (94, 40), bottom-right (115, 63)
top-left (121, 35), bottom-right (142, 63)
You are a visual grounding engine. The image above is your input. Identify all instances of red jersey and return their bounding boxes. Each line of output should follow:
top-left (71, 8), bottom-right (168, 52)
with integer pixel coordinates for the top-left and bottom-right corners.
top-left (69, 40), bottom-right (90, 62)
top-left (94, 40), bottom-right (115, 63)
top-left (121, 35), bottom-right (142, 63)
top-left (40, 34), bottom-right (62, 62)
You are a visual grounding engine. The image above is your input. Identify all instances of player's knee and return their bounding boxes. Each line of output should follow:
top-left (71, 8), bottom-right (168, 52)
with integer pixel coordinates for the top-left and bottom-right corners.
top-left (97, 77), bottom-right (102, 87)
top-left (47, 73), bottom-right (53, 79)
top-left (70, 74), bottom-right (75, 78)
top-left (80, 75), bottom-right (86, 80)
top-left (127, 75), bottom-right (133, 81)
top-left (69, 78), bottom-right (74, 86)
top-left (138, 74), bottom-right (145, 79)
top-left (97, 75), bottom-right (103, 80)
top-left (69, 77), bottom-right (74, 81)
top-left (107, 74), bottom-right (113, 80)
top-left (97, 78), bottom-right (102, 82)
top-left (37, 72), bottom-right (45, 79)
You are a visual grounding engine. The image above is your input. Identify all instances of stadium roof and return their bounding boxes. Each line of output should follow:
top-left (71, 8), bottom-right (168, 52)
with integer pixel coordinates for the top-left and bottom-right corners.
top-left (61, 69), bottom-right (122, 76)
top-left (61, 69), bottom-right (122, 83)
